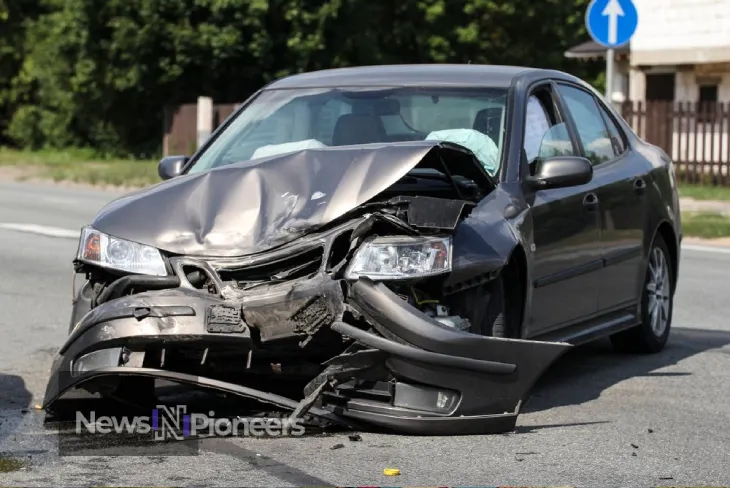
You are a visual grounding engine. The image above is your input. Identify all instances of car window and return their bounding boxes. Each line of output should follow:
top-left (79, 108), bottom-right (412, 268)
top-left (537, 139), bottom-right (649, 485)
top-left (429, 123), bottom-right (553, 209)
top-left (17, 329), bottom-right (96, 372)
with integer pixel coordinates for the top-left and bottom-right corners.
top-left (315, 99), bottom-right (352, 144)
top-left (556, 85), bottom-right (616, 166)
top-left (523, 91), bottom-right (576, 175)
top-left (189, 86), bottom-right (509, 178)
top-left (524, 96), bottom-right (551, 163)
top-left (536, 123), bottom-right (574, 161)
top-left (598, 104), bottom-right (627, 155)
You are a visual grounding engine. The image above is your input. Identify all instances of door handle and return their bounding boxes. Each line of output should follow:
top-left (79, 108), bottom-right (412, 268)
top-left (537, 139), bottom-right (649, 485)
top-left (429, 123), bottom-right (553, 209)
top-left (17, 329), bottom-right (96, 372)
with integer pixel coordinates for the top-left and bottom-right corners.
top-left (634, 178), bottom-right (647, 194)
top-left (583, 192), bottom-right (599, 210)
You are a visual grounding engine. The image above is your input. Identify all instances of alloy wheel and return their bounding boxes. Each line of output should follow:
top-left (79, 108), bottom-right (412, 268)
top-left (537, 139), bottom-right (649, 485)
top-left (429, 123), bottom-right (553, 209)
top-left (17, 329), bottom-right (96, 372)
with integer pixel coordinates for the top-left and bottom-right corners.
top-left (646, 246), bottom-right (671, 337)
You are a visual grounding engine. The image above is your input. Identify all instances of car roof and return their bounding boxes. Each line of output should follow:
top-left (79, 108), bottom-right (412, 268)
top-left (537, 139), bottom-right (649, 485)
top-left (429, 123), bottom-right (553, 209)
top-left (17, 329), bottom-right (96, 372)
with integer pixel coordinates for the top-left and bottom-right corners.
top-left (265, 64), bottom-right (547, 89)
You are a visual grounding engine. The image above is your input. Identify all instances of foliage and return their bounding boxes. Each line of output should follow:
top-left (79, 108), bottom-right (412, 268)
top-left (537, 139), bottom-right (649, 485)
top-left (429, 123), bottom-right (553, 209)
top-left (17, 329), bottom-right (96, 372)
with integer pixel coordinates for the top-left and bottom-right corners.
top-left (1, 0), bottom-right (602, 156)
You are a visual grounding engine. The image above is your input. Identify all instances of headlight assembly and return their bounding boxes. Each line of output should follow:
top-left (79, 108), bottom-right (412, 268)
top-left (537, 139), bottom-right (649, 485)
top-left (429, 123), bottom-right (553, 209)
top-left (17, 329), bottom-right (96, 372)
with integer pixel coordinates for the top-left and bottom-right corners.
top-left (76, 226), bottom-right (168, 276)
top-left (344, 236), bottom-right (452, 280)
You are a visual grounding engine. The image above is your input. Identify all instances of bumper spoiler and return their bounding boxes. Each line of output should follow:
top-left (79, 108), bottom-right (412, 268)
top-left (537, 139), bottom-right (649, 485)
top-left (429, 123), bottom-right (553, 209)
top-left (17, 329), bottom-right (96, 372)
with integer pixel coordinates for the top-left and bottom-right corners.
top-left (44, 279), bottom-right (570, 436)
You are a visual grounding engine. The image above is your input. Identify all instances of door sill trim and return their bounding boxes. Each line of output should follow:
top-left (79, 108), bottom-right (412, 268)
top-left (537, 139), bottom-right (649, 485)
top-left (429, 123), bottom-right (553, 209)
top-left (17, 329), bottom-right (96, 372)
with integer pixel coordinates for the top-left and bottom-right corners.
top-left (529, 309), bottom-right (639, 345)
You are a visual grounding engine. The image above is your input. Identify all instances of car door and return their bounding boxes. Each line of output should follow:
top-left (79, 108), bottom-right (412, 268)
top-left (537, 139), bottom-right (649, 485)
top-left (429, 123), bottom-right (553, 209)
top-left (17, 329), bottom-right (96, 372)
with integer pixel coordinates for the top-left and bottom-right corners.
top-left (555, 84), bottom-right (647, 313)
top-left (524, 84), bottom-right (602, 336)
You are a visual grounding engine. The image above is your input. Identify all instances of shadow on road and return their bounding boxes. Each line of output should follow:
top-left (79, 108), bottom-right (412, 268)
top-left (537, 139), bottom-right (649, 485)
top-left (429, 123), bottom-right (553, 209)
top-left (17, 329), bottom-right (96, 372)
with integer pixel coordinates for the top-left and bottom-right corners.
top-left (524, 326), bottom-right (730, 414)
top-left (0, 374), bottom-right (32, 443)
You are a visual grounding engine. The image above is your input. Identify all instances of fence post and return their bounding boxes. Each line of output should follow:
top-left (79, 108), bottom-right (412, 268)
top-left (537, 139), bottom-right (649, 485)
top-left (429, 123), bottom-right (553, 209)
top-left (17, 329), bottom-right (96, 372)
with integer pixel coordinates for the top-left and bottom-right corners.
top-left (162, 105), bottom-right (170, 157)
top-left (197, 97), bottom-right (214, 149)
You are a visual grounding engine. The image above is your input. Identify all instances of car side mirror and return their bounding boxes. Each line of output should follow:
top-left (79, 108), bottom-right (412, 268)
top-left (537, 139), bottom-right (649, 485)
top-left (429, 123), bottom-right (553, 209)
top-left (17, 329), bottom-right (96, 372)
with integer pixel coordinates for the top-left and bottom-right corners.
top-left (527, 156), bottom-right (592, 191)
top-left (158, 156), bottom-right (188, 180)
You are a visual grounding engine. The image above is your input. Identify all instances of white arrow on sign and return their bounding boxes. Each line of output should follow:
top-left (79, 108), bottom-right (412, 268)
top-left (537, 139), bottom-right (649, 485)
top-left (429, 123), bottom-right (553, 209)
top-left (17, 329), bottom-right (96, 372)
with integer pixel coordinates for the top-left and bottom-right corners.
top-left (602, 0), bottom-right (625, 45)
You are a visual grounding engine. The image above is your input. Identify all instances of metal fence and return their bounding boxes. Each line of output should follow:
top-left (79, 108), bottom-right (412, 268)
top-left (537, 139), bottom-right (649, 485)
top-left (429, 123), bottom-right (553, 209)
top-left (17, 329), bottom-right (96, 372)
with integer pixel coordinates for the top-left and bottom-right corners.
top-left (162, 100), bottom-right (730, 186)
top-left (162, 103), bottom-right (238, 156)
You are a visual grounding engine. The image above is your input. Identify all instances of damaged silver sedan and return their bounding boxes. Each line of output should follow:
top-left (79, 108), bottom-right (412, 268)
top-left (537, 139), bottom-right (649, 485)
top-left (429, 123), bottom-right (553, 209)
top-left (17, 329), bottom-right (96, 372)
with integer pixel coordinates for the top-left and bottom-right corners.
top-left (44, 65), bottom-right (682, 435)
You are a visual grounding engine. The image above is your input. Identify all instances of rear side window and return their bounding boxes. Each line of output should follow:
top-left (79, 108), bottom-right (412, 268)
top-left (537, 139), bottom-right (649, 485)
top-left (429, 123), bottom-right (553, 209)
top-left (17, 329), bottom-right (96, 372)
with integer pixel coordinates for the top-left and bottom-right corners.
top-left (556, 85), bottom-right (616, 166)
top-left (598, 105), bottom-right (627, 155)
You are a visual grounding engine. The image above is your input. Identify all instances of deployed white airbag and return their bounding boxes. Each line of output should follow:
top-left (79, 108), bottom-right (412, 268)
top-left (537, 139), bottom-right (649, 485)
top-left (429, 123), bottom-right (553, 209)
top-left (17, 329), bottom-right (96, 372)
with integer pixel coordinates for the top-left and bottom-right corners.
top-left (425, 129), bottom-right (499, 176)
top-left (252, 139), bottom-right (327, 159)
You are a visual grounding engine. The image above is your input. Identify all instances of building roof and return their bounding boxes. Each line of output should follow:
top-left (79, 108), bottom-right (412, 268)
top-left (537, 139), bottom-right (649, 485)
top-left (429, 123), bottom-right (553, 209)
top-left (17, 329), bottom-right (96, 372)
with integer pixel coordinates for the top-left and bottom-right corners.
top-left (564, 41), bottom-right (630, 60)
top-left (265, 64), bottom-right (540, 89)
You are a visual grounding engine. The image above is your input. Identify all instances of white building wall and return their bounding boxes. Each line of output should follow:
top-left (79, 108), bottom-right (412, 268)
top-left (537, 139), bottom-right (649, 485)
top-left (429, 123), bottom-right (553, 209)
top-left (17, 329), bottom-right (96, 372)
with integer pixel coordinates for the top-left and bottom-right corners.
top-left (718, 73), bottom-right (730, 100)
top-left (675, 71), bottom-right (696, 102)
top-left (631, 0), bottom-right (730, 65)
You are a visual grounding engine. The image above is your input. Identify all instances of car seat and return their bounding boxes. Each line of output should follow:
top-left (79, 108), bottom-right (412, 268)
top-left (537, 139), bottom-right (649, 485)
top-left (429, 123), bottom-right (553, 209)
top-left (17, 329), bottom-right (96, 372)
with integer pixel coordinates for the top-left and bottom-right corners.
top-left (473, 108), bottom-right (503, 146)
top-left (332, 113), bottom-right (387, 146)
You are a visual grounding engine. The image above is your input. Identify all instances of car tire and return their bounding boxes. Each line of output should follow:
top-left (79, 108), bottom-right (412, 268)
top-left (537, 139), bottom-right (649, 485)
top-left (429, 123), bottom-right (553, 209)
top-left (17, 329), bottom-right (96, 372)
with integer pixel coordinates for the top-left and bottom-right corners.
top-left (469, 273), bottom-right (517, 338)
top-left (483, 274), bottom-right (507, 337)
top-left (610, 233), bottom-right (674, 354)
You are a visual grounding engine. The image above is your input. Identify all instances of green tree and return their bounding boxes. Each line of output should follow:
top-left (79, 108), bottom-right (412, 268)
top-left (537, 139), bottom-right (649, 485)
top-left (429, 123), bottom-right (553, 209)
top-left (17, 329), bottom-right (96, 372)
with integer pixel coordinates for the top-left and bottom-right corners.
top-left (3, 0), bottom-right (603, 155)
top-left (0, 0), bottom-right (44, 146)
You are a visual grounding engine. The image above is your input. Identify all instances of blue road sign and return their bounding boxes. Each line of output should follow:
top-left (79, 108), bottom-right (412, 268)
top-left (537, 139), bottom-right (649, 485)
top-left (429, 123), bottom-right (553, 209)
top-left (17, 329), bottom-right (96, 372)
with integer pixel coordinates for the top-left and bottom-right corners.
top-left (585, 0), bottom-right (638, 48)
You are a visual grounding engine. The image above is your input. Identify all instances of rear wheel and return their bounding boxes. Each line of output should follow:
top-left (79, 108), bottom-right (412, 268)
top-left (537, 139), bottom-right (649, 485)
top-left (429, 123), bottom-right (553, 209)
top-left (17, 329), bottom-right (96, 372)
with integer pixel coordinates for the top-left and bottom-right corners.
top-left (611, 234), bottom-right (673, 353)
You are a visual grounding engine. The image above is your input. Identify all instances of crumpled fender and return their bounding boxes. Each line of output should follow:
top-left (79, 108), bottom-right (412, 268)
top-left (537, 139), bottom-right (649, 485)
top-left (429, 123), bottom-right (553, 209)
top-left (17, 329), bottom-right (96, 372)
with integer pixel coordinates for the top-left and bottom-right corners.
top-left (328, 279), bottom-right (572, 435)
top-left (443, 187), bottom-right (528, 292)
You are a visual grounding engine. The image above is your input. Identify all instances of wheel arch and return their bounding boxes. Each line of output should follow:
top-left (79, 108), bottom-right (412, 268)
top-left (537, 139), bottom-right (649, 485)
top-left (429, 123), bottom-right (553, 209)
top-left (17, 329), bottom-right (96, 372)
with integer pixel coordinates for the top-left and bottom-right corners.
top-left (503, 243), bottom-right (529, 337)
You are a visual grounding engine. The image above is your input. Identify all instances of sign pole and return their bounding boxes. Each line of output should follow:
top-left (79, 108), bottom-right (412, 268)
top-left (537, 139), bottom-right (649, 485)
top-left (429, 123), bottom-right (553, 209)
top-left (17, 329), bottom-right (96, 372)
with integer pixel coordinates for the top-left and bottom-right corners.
top-left (605, 48), bottom-right (614, 102)
top-left (585, 0), bottom-right (638, 105)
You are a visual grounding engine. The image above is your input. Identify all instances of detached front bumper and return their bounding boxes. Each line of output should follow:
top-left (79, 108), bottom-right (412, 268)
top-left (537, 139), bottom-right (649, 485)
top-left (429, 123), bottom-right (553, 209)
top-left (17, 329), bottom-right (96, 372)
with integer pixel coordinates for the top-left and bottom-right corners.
top-left (44, 275), bottom-right (570, 436)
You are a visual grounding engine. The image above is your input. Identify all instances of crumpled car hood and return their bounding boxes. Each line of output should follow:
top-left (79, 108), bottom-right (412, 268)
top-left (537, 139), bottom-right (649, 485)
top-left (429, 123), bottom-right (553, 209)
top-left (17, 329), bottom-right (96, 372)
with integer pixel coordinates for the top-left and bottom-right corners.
top-left (92, 141), bottom-right (453, 257)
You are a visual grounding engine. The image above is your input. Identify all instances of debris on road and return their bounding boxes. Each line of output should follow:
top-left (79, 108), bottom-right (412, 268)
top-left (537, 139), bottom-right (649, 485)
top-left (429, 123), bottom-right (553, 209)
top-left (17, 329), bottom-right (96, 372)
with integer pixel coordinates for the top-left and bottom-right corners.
top-left (648, 428), bottom-right (654, 433)
top-left (330, 443), bottom-right (345, 450)
top-left (383, 468), bottom-right (400, 476)
top-left (631, 443), bottom-right (639, 449)
top-left (348, 434), bottom-right (362, 442)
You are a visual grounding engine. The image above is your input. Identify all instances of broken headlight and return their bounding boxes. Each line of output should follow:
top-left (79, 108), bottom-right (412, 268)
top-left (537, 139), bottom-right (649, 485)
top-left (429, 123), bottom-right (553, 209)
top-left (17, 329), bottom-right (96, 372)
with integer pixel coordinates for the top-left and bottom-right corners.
top-left (345, 236), bottom-right (452, 280)
top-left (76, 226), bottom-right (168, 276)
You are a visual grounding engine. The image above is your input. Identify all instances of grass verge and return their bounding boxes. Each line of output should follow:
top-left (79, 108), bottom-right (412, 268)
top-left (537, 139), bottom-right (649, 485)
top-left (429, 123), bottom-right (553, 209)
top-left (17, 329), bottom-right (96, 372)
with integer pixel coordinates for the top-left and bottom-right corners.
top-left (0, 148), bottom-right (159, 187)
top-left (681, 212), bottom-right (730, 239)
top-left (678, 183), bottom-right (730, 202)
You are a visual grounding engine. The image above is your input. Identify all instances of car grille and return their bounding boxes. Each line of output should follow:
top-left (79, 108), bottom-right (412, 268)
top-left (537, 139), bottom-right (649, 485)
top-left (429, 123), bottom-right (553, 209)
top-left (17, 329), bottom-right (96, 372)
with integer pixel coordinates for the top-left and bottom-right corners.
top-left (213, 246), bottom-right (325, 285)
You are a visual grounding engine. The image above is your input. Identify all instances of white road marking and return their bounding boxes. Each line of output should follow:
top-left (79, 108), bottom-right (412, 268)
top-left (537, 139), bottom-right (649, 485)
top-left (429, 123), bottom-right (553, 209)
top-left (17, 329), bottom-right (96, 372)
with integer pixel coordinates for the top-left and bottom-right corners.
top-left (681, 244), bottom-right (730, 255)
top-left (0, 223), bottom-right (80, 240)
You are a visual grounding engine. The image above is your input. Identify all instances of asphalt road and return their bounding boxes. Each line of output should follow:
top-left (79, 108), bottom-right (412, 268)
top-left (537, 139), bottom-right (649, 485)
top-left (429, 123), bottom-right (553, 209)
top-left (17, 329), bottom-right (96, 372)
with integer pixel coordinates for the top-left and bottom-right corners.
top-left (1, 180), bottom-right (730, 486)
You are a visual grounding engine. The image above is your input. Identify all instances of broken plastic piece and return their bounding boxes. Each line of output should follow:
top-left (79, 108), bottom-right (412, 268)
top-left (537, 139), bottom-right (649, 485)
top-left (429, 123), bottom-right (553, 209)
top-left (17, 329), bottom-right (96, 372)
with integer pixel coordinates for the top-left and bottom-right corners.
top-left (383, 468), bottom-right (400, 476)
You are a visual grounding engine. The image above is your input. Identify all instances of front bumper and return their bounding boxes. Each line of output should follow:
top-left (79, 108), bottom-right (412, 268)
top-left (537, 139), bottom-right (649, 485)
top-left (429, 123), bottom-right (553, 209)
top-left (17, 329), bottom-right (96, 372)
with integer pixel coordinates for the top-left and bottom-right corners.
top-left (44, 275), bottom-right (570, 436)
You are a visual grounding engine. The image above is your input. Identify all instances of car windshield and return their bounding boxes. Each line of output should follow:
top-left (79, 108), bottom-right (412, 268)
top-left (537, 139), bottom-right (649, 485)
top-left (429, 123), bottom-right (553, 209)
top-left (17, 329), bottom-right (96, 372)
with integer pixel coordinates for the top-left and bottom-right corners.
top-left (188, 86), bottom-right (509, 178)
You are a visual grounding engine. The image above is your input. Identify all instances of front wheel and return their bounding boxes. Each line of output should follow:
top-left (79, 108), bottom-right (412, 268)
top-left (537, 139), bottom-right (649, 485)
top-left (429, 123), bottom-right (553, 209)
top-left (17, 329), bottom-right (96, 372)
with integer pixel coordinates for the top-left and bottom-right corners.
top-left (611, 234), bottom-right (674, 353)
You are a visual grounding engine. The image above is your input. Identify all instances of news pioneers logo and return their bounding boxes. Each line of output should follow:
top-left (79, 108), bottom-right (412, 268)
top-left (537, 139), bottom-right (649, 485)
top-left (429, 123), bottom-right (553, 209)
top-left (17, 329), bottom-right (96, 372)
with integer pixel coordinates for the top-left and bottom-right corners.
top-left (152, 405), bottom-right (190, 440)
top-left (75, 405), bottom-right (306, 440)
